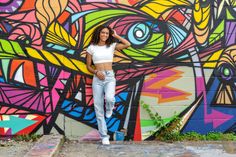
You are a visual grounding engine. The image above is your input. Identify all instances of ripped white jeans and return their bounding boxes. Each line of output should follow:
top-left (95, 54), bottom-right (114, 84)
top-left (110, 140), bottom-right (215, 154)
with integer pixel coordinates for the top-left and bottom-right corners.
top-left (92, 70), bottom-right (116, 139)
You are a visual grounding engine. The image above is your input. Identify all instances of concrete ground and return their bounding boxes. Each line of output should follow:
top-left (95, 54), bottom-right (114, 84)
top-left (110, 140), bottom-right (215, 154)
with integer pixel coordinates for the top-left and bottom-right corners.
top-left (58, 140), bottom-right (236, 157)
top-left (0, 139), bottom-right (36, 157)
top-left (1, 135), bottom-right (236, 157)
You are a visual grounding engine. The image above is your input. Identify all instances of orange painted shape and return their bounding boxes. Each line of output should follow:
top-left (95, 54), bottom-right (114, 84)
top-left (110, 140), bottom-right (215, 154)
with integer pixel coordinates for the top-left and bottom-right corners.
top-left (58, 11), bottom-right (71, 24)
top-left (172, 11), bottom-right (185, 24)
top-left (10, 60), bottom-right (37, 87)
top-left (71, 24), bottom-right (77, 38)
top-left (141, 69), bottom-right (191, 103)
top-left (19, 0), bottom-right (36, 11)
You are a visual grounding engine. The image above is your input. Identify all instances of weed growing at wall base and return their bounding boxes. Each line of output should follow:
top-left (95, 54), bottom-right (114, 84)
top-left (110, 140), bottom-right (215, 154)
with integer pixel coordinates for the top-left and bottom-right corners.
top-left (141, 101), bottom-right (236, 142)
top-left (13, 134), bottom-right (42, 142)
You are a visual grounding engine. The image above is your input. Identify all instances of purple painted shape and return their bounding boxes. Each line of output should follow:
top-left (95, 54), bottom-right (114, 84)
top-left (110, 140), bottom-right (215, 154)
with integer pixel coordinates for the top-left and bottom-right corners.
top-left (0, 82), bottom-right (46, 112)
top-left (0, 0), bottom-right (23, 13)
top-left (9, 92), bottom-right (34, 104)
top-left (64, 22), bottom-right (70, 32)
top-left (226, 22), bottom-right (236, 46)
top-left (49, 66), bottom-right (58, 78)
top-left (14, 93), bottom-right (38, 108)
top-left (37, 95), bottom-right (44, 111)
top-left (0, 89), bottom-right (10, 103)
top-left (4, 88), bottom-right (32, 98)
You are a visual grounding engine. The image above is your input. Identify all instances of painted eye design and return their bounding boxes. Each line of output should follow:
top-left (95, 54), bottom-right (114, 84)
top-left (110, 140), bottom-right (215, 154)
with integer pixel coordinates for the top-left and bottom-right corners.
top-left (217, 64), bottom-right (235, 82)
top-left (122, 21), bottom-right (165, 61)
top-left (128, 22), bottom-right (151, 47)
top-left (215, 48), bottom-right (236, 83)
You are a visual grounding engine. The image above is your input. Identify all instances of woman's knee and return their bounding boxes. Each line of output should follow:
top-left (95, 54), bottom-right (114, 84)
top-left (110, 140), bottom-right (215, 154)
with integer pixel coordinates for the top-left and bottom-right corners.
top-left (105, 97), bottom-right (115, 104)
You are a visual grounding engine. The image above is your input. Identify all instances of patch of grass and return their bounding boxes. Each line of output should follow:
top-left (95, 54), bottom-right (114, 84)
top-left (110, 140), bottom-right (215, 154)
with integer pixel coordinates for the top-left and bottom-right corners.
top-left (158, 132), bottom-right (236, 142)
top-left (13, 134), bottom-right (42, 142)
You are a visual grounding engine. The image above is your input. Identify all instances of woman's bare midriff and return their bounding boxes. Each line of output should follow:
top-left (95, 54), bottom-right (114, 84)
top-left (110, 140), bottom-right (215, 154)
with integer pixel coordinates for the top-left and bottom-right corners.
top-left (95, 62), bottom-right (113, 71)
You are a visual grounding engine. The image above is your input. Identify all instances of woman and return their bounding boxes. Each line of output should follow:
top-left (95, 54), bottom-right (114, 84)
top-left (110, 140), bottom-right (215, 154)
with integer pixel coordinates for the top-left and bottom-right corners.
top-left (86, 25), bottom-right (131, 145)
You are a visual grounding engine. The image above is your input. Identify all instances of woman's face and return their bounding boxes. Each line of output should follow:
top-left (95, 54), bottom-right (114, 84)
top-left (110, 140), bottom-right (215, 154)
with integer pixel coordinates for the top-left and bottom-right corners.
top-left (99, 28), bottom-right (110, 42)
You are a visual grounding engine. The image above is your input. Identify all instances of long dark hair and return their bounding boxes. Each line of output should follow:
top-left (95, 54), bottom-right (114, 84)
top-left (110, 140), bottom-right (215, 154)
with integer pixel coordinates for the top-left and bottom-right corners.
top-left (90, 25), bottom-right (116, 46)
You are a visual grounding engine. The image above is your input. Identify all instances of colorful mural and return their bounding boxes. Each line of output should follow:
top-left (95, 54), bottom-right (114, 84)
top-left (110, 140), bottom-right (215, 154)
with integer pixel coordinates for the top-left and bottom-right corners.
top-left (0, 0), bottom-right (236, 141)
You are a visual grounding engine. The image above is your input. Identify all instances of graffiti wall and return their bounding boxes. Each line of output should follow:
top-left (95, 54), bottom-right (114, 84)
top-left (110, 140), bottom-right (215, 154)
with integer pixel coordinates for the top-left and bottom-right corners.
top-left (0, 0), bottom-right (236, 141)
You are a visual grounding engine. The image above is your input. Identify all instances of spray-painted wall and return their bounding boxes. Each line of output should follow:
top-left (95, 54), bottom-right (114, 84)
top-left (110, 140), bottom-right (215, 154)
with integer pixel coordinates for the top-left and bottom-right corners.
top-left (0, 0), bottom-right (236, 141)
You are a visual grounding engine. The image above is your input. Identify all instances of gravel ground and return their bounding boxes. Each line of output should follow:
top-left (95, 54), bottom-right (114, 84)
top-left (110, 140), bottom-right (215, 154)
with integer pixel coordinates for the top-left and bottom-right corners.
top-left (58, 140), bottom-right (236, 157)
top-left (0, 139), bottom-right (36, 157)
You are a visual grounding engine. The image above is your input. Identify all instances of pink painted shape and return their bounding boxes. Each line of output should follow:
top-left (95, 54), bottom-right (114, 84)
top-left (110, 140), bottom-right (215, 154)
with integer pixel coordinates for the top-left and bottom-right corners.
top-left (0, 107), bottom-right (8, 113)
top-left (37, 63), bottom-right (47, 75)
top-left (196, 77), bottom-right (206, 96)
top-left (0, 0), bottom-right (11, 3)
top-left (80, 129), bottom-right (101, 141)
top-left (205, 109), bottom-right (234, 128)
top-left (40, 77), bottom-right (48, 86)
top-left (159, 87), bottom-right (184, 98)
top-left (50, 70), bottom-right (71, 113)
top-left (8, 108), bottom-right (17, 113)
top-left (44, 92), bottom-right (51, 113)
top-left (0, 11), bottom-right (37, 23)
top-left (46, 115), bottom-right (52, 124)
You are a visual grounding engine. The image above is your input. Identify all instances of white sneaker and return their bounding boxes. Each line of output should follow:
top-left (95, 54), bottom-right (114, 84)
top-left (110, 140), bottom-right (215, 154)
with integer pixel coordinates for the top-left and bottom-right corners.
top-left (105, 110), bottom-right (113, 118)
top-left (102, 137), bottom-right (110, 145)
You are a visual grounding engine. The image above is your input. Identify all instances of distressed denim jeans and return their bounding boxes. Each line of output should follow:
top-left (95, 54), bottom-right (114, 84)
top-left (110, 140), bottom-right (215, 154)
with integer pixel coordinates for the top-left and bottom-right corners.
top-left (92, 70), bottom-right (116, 139)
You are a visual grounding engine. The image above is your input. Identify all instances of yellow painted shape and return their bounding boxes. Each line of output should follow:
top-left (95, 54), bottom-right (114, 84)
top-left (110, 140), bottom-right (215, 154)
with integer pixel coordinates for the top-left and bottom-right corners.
top-left (41, 50), bottom-right (61, 66)
top-left (140, 0), bottom-right (191, 19)
top-left (49, 22), bottom-right (76, 46)
top-left (53, 53), bottom-right (77, 71)
top-left (2, 115), bottom-right (10, 120)
top-left (26, 47), bottom-right (45, 61)
top-left (71, 59), bottom-right (92, 75)
top-left (26, 115), bottom-right (37, 120)
top-left (204, 49), bottom-right (223, 68)
top-left (4, 128), bottom-right (9, 133)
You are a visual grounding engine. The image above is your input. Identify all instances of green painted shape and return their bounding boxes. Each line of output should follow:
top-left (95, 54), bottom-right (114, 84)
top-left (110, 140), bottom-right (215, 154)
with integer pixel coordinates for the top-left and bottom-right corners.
top-left (0, 39), bottom-right (15, 54)
top-left (11, 41), bottom-right (26, 57)
top-left (0, 116), bottom-right (36, 134)
top-left (226, 8), bottom-right (234, 20)
top-left (141, 117), bottom-right (172, 127)
top-left (85, 9), bottom-right (137, 30)
top-left (209, 20), bottom-right (224, 44)
top-left (1, 59), bottom-right (10, 81)
top-left (0, 54), bottom-right (15, 58)
top-left (123, 34), bottom-right (164, 61)
top-left (224, 67), bottom-right (230, 76)
top-left (0, 39), bottom-right (26, 59)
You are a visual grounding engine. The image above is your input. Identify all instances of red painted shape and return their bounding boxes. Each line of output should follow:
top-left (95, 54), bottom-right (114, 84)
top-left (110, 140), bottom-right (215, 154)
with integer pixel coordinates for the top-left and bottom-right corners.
top-left (133, 104), bottom-right (141, 141)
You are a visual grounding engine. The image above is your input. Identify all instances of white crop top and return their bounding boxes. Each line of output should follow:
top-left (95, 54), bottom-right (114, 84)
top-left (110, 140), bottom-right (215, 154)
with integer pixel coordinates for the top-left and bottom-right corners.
top-left (86, 43), bottom-right (117, 64)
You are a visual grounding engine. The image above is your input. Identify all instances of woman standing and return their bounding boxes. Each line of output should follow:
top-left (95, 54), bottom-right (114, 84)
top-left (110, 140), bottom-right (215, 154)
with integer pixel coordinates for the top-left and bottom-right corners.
top-left (86, 25), bottom-right (131, 145)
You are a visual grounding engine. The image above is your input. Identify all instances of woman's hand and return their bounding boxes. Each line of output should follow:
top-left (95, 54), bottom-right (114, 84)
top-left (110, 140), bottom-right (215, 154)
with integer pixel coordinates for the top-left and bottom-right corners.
top-left (112, 29), bottom-right (118, 38)
top-left (96, 71), bottom-right (105, 80)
